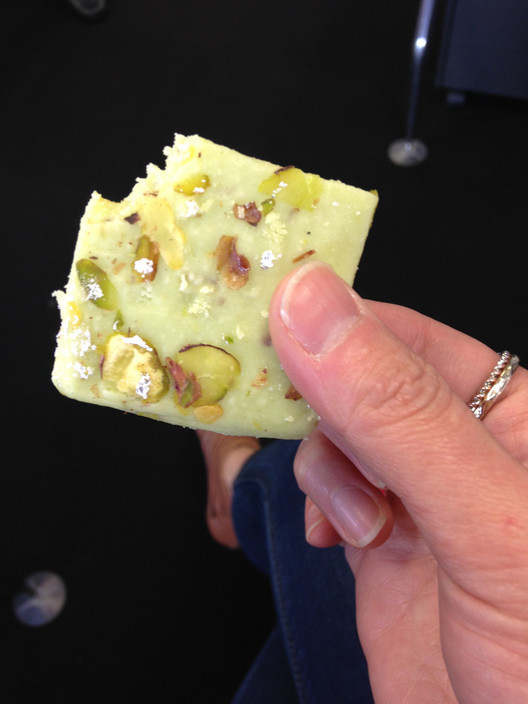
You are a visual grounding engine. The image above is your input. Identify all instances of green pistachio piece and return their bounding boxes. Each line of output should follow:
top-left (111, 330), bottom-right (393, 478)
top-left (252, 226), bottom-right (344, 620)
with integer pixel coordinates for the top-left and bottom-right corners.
top-left (76, 258), bottom-right (118, 310)
top-left (169, 344), bottom-right (240, 407)
top-left (260, 197), bottom-right (275, 215)
top-left (258, 166), bottom-right (323, 210)
top-left (112, 310), bottom-right (125, 331)
top-left (173, 173), bottom-right (211, 196)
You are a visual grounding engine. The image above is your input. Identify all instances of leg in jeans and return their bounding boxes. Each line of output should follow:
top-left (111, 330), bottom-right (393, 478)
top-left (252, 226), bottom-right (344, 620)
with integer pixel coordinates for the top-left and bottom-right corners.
top-left (231, 440), bottom-right (373, 704)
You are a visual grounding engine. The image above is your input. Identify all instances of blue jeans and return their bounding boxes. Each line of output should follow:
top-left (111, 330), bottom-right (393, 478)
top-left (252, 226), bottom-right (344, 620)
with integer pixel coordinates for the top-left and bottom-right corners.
top-left (231, 440), bottom-right (373, 704)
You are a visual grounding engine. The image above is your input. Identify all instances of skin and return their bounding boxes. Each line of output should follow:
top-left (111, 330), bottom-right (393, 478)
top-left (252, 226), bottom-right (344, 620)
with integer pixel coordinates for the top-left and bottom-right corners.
top-left (264, 261), bottom-right (528, 703)
top-left (197, 431), bottom-right (260, 549)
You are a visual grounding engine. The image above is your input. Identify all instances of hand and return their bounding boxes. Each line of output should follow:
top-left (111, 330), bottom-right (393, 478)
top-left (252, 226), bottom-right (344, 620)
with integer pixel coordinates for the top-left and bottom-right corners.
top-left (269, 261), bottom-right (528, 703)
top-left (196, 430), bottom-right (260, 549)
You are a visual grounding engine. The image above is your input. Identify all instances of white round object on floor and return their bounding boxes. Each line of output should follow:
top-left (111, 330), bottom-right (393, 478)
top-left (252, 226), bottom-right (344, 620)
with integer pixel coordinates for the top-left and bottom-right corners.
top-left (13, 571), bottom-right (67, 627)
top-left (388, 139), bottom-right (428, 166)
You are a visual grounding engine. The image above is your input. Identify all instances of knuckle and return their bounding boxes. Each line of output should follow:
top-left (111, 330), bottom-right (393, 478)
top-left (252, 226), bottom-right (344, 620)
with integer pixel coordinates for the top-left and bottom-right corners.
top-left (293, 436), bottom-right (318, 494)
top-left (293, 431), bottom-right (340, 498)
top-left (344, 351), bottom-right (452, 437)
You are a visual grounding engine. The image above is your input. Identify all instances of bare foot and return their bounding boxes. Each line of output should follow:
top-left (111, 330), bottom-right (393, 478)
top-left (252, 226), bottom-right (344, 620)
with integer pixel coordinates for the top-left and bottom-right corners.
top-left (197, 430), bottom-right (261, 549)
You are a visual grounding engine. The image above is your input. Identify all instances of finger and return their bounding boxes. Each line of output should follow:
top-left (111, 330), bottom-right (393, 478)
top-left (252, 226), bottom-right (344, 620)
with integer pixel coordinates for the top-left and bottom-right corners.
top-left (297, 428), bottom-right (393, 549)
top-left (365, 300), bottom-right (528, 459)
top-left (304, 496), bottom-right (342, 548)
top-left (269, 262), bottom-right (528, 581)
top-left (197, 431), bottom-right (261, 549)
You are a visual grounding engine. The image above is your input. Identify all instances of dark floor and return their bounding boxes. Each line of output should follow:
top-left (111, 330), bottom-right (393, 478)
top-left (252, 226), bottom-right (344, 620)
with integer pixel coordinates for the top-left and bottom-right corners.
top-left (2, 1), bottom-right (527, 702)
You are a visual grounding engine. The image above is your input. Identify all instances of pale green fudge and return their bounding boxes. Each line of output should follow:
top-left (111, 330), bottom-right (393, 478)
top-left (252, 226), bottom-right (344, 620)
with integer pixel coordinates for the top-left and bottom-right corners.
top-left (52, 134), bottom-right (378, 438)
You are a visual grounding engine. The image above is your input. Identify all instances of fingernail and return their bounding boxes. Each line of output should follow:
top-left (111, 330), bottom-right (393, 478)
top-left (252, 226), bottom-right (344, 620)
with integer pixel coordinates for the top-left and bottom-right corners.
top-left (331, 486), bottom-right (386, 548)
top-left (305, 501), bottom-right (326, 543)
top-left (279, 261), bottom-right (361, 356)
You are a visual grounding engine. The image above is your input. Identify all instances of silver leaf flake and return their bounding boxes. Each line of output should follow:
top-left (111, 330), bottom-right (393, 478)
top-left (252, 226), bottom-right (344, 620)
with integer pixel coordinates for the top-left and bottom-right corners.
top-left (260, 250), bottom-right (281, 270)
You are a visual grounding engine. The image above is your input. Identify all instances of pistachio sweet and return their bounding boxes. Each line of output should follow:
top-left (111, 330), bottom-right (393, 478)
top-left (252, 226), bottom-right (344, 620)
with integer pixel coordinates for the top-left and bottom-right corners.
top-left (52, 133), bottom-right (378, 438)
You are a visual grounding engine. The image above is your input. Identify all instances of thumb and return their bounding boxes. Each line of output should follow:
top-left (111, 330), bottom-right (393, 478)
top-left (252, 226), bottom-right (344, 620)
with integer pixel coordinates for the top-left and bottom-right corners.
top-left (269, 262), bottom-right (528, 571)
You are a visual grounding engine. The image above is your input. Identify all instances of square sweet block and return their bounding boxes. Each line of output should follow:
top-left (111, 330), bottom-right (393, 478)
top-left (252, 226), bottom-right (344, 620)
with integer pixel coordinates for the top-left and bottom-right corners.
top-left (52, 134), bottom-right (378, 438)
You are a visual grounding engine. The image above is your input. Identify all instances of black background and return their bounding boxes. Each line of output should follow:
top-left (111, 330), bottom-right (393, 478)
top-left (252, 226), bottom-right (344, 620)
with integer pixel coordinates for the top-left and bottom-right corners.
top-left (2, 1), bottom-right (527, 702)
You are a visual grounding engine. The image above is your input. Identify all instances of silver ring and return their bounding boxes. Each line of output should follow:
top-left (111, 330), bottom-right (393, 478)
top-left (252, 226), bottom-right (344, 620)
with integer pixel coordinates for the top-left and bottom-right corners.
top-left (468, 351), bottom-right (520, 420)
